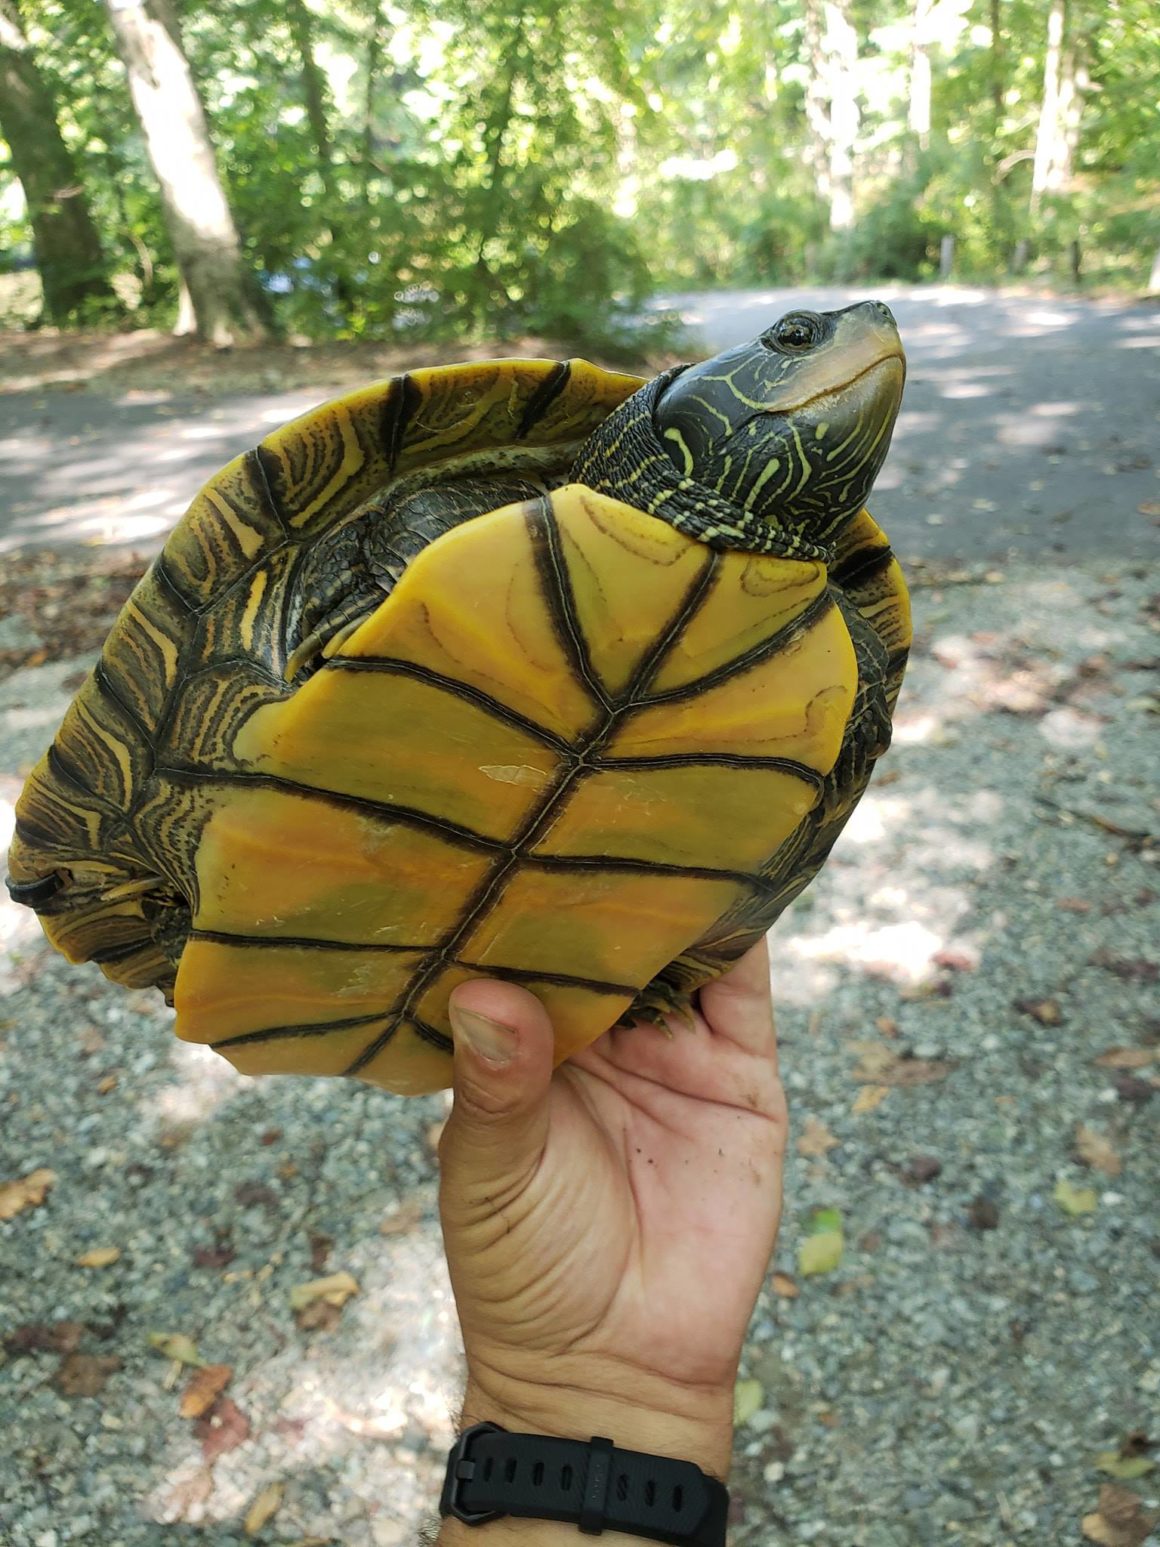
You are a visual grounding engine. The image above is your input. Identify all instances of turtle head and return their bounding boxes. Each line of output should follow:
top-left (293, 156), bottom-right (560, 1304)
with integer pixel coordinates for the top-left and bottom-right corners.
top-left (654, 301), bottom-right (905, 541)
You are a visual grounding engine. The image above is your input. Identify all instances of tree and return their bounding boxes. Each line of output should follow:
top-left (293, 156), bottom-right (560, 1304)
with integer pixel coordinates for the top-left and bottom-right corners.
top-left (102, 0), bottom-right (267, 344)
top-left (803, 0), bottom-right (859, 233)
top-left (0, 0), bottom-right (118, 323)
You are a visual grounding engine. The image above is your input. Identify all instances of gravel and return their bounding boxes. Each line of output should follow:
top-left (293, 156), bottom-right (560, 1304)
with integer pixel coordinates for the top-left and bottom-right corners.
top-left (0, 552), bottom-right (1156, 1546)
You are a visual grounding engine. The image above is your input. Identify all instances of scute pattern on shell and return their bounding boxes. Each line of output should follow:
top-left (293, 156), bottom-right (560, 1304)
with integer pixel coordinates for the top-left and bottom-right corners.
top-left (7, 359), bottom-right (645, 992)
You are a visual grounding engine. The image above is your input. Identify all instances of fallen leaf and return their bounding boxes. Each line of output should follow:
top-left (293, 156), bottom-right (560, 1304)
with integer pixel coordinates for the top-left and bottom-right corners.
top-left (1075, 1125), bottom-right (1122, 1177)
top-left (245, 1480), bottom-right (285, 1535)
top-left (1081, 1482), bottom-right (1158, 1546)
top-left (1014, 996), bottom-right (1063, 1026)
top-left (848, 1040), bottom-right (954, 1085)
top-left (967, 1195), bottom-right (1000, 1231)
top-left (75, 1246), bottom-right (121, 1269)
top-left (933, 948), bottom-right (976, 972)
top-left (1054, 1178), bottom-right (1098, 1215)
top-left (308, 1232), bottom-right (332, 1273)
top-left (195, 1396), bottom-right (251, 1462)
top-left (78, 1026), bottom-right (107, 1056)
top-left (733, 1378), bottom-right (764, 1426)
top-left (4, 1321), bottom-right (87, 1356)
top-left (874, 1016), bottom-right (900, 1037)
top-left (852, 1084), bottom-right (890, 1113)
top-left (1058, 896), bottom-right (1093, 913)
top-left (1138, 500), bottom-right (1160, 517)
top-left (157, 1465), bottom-right (215, 1525)
top-left (148, 1332), bottom-right (203, 1367)
top-left (799, 1208), bottom-right (844, 1277)
top-left (903, 1154), bottom-right (942, 1184)
top-left (289, 1270), bottom-right (359, 1312)
top-left (0, 1167), bottom-right (56, 1221)
top-left (1112, 1074), bottom-right (1154, 1105)
top-left (1094, 1047), bottom-right (1155, 1070)
top-left (96, 1074), bottom-right (118, 1095)
top-left (1096, 1453), bottom-right (1156, 1481)
top-left (796, 1115), bottom-right (840, 1157)
top-left (380, 1198), bottom-right (426, 1235)
top-left (192, 1232), bottom-right (236, 1270)
top-left (294, 1299), bottom-right (343, 1333)
top-left (1089, 951), bottom-right (1158, 984)
top-left (770, 1272), bottom-right (799, 1299)
top-left (179, 1363), bottom-right (233, 1419)
top-left (234, 1181), bottom-right (279, 1211)
top-left (53, 1352), bottom-right (122, 1397)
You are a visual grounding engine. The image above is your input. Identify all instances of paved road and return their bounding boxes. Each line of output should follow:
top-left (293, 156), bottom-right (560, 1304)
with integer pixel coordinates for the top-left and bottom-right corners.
top-left (1, 285), bottom-right (1157, 564)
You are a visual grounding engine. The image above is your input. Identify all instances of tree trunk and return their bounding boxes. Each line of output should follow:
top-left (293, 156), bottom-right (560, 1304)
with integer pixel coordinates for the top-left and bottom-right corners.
top-left (102, 0), bottom-right (267, 345)
top-left (908, 0), bottom-right (933, 150)
top-left (286, 0), bottom-right (336, 204)
top-left (826, 3), bottom-right (858, 231)
top-left (801, 0), bottom-right (859, 233)
top-left (0, 0), bottom-right (117, 323)
top-left (1148, 245), bottom-right (1160, 296)
top-left (1030, 0), bottom-right (1067, 217)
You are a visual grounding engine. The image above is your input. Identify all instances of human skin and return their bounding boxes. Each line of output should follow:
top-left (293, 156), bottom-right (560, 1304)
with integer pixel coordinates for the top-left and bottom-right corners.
top-left (434, 940), bottom-right (788, 1544)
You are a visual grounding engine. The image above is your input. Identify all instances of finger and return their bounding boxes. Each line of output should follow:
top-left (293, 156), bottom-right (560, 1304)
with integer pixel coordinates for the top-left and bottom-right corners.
top-left (439, 978), bottom-right (556, 1206)
top-left (696, 936), bottom-right (778, 1064)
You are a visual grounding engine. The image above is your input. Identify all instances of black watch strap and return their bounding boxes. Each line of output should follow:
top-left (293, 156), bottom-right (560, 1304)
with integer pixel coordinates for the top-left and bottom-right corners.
top-left (440, 1422), bottom-right (729, 1544)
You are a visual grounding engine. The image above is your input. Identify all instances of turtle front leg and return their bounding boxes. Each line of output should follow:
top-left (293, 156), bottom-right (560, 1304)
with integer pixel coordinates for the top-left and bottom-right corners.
top-left (618, 927), bottom-right (770, 1032)
top-left (617, 971), bottom-right (697, 1032)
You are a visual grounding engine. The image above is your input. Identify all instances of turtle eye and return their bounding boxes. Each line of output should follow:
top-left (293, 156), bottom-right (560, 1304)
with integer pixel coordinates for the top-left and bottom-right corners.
top-left (765, 312), bottom-right (822, 352)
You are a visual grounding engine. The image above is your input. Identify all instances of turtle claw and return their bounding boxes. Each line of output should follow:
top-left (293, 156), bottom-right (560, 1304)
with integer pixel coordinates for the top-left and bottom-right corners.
top-left (618, 979), bottom-right (697, 1033)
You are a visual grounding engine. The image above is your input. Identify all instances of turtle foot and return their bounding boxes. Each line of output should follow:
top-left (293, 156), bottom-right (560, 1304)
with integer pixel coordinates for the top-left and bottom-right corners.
top-left (617, 978), bottom-right (697, 1033)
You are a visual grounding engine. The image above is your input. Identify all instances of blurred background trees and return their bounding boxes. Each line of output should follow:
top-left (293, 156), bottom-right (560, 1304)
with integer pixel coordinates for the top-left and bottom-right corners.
top-left (0, 0), bottom-right (1156, 347)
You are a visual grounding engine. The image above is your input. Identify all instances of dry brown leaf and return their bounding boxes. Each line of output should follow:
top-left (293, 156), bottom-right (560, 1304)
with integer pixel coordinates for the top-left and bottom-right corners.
top-left (53, 1352), bottom-right (122, 1397)
top-left (796, 1116), bottom-right (840, 1157)
top-left (770, 1272), bottom-right (799, 1299)
top-left (148, 1332), bottom-right (202, 1366)
top-left (1075, 1124), bottom-right (1122, 1177)
top-left (4, 1320), bottom-right (87, 1356)
top-left (852, 1084), bottom-right (890, 1114)
top-left (295, 1299), bottom-right (343, 1333)
top-left (847, 1039), bottom-right (897, 1080)
top-left (874, 1016), bottom-right (900, 1037)
top-left (195, 1396), bottom-right (251, 1462)
top-left (75, 1246), bottom-right (121, 1269)
top-left (1094, 1047), bottom-right (1155, 1070)
top-left (244, 1480), bottom-right (285, 1536)
top-left (1081, 1483), bottom-right (1158, 1546)
top-left (848, 1040), bottom-right (953, 1086)
top-left (157, 1465), bottom-right (215, 1525)
top-left (380, 1198), bottom-right (426, 1235)
top-left (0, 1168), bottom-right (56, 1221)
top-left (179, 1363), bottom-right (233, 1419)
top-left (1014, 996), bottom-right (1064, 1026)
top-left (288, 1270), bottom-right (359, 1312)
top-left (96, 1073), bottom-right (118, 1094)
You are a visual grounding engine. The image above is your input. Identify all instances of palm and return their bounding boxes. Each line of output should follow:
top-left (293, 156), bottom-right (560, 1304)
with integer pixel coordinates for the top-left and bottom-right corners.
top-left (443, 944), bottom-right (787, 1394)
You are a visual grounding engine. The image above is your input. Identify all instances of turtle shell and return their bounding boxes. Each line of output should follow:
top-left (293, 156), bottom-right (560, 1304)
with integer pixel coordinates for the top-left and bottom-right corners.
top-left (8, 358), bottom-right (910, 1097)
top-left (7, 358), bottom-right (643, 994)
top-left (174, 484), bottom-right (874, 1094)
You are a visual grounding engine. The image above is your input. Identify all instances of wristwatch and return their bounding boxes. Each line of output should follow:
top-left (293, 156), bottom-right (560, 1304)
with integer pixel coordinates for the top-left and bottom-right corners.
top-left (440, 1422), bottom-right (730, 1543)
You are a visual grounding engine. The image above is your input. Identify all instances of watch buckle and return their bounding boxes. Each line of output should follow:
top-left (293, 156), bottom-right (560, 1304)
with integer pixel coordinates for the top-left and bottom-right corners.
top-left (441, 1421), bottom-right (505, 1525)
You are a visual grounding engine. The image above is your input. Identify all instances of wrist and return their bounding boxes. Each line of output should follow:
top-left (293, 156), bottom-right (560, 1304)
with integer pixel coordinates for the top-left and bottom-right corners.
top-left (461, 1359), bottom-right (735, 1478)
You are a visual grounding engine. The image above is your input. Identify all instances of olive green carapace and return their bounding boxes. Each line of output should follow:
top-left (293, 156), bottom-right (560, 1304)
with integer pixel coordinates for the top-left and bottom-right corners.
top-left (7, 308), bottom-right (911, 1094)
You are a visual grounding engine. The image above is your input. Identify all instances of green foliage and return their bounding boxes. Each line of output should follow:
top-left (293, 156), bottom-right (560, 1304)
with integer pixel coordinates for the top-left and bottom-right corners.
top-left (0, 0), bottom-right (1157, 344)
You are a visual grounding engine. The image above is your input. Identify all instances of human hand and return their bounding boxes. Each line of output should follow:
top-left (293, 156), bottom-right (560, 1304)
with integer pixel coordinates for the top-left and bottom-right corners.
top-left (437, 939), bottom-right (787, 1505)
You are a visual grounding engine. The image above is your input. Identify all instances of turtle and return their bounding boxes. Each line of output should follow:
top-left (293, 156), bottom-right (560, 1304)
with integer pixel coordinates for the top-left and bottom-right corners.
top-left (6, 301), bottom-right (910, 1095)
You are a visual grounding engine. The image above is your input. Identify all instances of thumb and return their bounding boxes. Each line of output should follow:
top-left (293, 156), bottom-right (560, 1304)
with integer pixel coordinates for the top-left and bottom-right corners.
top-left (440, 979), bottom-right (556, 1200)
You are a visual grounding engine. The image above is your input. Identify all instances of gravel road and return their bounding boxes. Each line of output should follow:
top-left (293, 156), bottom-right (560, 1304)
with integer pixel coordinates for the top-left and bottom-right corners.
top-left (0, 289), bottom-right (1157, 1545)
